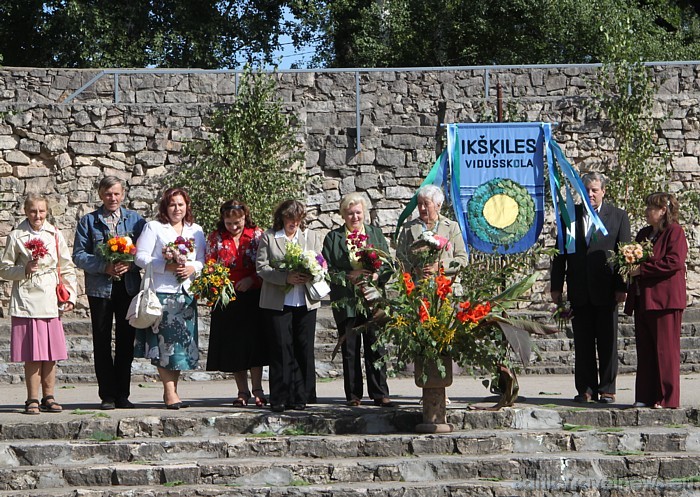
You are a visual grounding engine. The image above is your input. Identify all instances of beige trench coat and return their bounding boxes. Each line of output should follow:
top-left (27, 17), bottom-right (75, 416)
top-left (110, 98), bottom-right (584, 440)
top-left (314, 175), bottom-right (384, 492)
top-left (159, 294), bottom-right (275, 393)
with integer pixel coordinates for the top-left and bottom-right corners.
top-left (0, 219), bottom-right (78, 318)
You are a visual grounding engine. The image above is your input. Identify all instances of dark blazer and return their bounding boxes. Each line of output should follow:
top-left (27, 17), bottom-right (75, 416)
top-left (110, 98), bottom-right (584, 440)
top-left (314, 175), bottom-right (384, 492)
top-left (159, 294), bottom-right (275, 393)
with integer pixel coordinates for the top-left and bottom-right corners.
top-left (624, 223), bottom-right (687, 315)
top-left (322, 224), bottom-right (390, 323)
top-left (551, 202), bottom-right (631, 306)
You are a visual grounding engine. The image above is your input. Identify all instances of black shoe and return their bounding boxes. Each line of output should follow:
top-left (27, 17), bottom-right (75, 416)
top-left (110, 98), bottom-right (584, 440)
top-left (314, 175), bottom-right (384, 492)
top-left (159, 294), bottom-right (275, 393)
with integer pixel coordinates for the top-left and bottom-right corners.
top-left (165, 402), bottom-right (182, 410)
top-left (115, 398), bottom-right (135, 409)
top-left (288, 404), bottom-right (306, 411)
top-left (271, 404), bottom-right (285, 412)
top-left (100, 400), bottom-right (116, 410)
top-left (373, 398), bottom-right (395, 407)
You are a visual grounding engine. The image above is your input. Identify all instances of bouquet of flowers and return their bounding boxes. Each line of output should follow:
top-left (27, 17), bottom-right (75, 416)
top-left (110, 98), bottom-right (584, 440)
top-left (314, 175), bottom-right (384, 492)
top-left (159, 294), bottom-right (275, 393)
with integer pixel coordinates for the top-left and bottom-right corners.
top-left (379, 268), bottom-right (498, 383)
top-left (409, 230), bottom-right (451, 270)
top-left (190, 259), bottom-right (236, 309)
top-left (552, 298), bottom-right (574, 332)
top-left (274, 242), bottom-right (328, 281)
top-left (24, 238), bottom-right (49, 260)
top-left (608, 240), bottom-right (653, 281)
top-left (97, 235), bottom-right (137, 280)
top-left (347, 230), bottom-right (382, 272)
top-left (163, 236), bottom-right (196, 281)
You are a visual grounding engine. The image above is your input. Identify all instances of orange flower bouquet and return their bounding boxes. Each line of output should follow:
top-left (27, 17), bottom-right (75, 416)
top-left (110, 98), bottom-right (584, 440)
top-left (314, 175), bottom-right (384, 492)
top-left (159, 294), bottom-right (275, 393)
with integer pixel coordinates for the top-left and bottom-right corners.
top-left (608, 240), bottom-right (653, 282)
top-left (190, 259), bottom-right (236, 309)
top-left (97, 235), bottom-right (137, 280)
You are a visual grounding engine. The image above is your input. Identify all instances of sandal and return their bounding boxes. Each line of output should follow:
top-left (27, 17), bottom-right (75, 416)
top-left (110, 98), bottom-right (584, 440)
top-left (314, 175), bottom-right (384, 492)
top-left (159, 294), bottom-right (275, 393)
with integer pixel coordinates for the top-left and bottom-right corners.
top-left (40, 395), bottom-right (63, 413)
top-left (252, 389), bottom-right (268, 407)
top-left (232, 391), bottom-right (251, 407)
top-left (24, 399), bottom-right (41, 415)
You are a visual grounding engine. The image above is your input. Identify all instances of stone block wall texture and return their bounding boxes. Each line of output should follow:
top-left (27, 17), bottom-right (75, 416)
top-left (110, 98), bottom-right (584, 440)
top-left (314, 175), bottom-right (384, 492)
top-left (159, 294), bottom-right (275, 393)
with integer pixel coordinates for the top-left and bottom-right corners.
top-left (0, 64), bottom-right (698, 313)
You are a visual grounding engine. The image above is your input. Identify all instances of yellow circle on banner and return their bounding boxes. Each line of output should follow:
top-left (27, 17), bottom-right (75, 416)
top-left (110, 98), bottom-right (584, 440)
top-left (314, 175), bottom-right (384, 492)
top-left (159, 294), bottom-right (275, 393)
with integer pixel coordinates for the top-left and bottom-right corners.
top-left (483, 194), bottom-right (519, 228)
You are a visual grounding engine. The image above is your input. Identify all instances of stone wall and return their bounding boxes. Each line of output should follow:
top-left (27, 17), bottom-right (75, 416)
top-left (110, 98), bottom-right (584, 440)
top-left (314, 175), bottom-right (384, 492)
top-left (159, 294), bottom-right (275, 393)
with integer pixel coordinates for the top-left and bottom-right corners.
top-left (0, 64), bottom-right (698, 312)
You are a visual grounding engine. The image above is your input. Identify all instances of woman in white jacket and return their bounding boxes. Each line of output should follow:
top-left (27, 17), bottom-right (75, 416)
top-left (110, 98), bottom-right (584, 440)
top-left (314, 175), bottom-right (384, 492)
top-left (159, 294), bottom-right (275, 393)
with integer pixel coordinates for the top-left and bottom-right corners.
top-left (134, 187), bottom-right (205, 409)
top-left (0, 194), bottom-right (77, 414)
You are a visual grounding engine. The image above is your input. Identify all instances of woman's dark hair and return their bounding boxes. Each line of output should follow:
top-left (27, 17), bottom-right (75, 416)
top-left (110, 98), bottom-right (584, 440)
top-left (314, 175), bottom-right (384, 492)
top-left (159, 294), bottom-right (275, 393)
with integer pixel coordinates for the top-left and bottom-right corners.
top-left (645, 192), bottom-right (679, 230)
top-left (157, 187), bottom-right (194, 225)
top-left (216, 199), bottom-right (255, 231)
top-left (272, 199), bottom-right (306, 231)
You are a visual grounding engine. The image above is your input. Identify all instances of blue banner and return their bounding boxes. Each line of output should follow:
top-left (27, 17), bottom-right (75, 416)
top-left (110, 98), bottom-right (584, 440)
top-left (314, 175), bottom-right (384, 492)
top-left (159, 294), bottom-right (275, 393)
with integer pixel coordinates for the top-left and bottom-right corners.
top-left (450, 123), bottom-right (546, 254)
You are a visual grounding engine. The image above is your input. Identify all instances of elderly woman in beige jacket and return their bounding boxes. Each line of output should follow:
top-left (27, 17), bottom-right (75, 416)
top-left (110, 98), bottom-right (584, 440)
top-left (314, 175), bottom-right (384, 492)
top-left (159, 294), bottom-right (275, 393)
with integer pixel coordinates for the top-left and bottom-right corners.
top-left (397, 184), bottom-right (468, 279)
top-left (0, 194), bottom-right (77, 414)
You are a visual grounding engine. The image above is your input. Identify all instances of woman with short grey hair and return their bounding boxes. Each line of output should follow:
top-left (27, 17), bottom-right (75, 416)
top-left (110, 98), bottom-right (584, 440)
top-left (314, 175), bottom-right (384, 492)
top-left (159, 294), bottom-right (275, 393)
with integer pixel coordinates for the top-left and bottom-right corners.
top-left (397, 185), bottom-right (468, 279)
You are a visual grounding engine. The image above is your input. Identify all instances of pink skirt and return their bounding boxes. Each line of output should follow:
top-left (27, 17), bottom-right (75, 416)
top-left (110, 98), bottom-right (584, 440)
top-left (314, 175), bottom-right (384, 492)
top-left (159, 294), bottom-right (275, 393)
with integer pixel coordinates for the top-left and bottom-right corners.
top-left (10, 317), bottom-right (68, 362)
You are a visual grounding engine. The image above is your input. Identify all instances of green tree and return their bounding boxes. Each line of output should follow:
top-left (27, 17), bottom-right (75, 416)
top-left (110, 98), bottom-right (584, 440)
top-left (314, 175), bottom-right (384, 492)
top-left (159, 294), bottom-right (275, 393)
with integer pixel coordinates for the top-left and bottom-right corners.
top-left (0, 0), bottom-right (304, 68)
top-left (299, 0), bottom-right (700, 68)
top-left (170, 67), bottom-right (305, 233)
top-left (592, 13), bottom-right (670, 221)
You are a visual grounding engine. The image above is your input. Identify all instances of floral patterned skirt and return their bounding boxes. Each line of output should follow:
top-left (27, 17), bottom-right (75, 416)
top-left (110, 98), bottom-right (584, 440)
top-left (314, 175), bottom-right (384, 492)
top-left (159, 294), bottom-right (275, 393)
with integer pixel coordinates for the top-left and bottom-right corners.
top-left (134, 291), bottom-right (199, 370)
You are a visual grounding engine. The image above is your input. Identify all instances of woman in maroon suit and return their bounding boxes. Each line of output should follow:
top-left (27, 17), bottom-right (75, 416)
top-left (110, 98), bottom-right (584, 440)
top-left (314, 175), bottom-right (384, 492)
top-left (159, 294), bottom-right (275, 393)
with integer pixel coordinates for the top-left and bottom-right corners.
top-left (625, 192), bottom-right (687, 409)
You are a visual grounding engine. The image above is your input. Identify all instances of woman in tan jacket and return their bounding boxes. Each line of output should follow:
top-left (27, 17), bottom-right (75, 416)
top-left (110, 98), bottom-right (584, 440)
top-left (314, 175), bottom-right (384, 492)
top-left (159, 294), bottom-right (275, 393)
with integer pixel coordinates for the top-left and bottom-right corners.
top-left (0, 194), bottom-right (77, 414)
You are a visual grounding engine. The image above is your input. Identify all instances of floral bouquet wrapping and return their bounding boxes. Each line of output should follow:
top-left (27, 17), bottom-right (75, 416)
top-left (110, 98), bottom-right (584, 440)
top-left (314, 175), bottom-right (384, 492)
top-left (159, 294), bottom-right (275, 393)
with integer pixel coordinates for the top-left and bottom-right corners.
top-left (273, 241), bottom-right (330, 298)
top-left (163, 236), bottom-right (196, 281)
top-left (608, 240), bottom-right (653, 282)
top-left (97, 235), bottom-right (137, 280)
top-left (409, 230), bottom-right (451, 271)
top-left (190, 259), bottom-right (236, 309)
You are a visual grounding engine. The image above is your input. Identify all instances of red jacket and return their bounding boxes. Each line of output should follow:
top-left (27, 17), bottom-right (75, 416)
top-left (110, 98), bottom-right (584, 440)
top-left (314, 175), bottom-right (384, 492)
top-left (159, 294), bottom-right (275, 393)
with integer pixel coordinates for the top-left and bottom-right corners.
top-left (624, 223), bottom-right (687, 315)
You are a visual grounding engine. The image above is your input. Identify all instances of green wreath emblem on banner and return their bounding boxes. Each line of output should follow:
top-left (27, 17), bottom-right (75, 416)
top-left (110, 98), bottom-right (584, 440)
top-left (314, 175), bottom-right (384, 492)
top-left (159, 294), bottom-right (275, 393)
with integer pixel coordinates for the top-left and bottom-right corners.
top-left (467, 178), bottom-right (535, 245)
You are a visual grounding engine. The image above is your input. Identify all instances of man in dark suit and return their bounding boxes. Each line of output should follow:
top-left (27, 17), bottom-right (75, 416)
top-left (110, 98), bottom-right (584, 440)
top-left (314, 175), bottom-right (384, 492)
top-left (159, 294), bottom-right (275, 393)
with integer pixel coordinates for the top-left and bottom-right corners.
top-left (550, 172), bottom-right (631, 404)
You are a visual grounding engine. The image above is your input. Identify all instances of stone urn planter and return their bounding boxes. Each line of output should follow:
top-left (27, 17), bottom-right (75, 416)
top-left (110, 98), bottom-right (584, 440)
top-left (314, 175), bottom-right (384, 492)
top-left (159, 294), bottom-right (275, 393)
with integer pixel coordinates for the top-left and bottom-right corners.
top-left (414, 356), bottom-right (454, 433)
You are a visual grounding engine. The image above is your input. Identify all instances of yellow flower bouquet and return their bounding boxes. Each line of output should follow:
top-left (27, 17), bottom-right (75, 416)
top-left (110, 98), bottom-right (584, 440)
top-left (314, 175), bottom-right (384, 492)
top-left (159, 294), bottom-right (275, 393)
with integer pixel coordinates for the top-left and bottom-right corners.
top-left (190, 259), bottom-right (236, 309)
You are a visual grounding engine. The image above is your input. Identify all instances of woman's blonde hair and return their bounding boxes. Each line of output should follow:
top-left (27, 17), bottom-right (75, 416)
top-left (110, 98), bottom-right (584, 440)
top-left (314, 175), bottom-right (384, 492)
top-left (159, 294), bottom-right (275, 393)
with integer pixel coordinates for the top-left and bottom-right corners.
top-left (339, 192), bottom-right (368, 217)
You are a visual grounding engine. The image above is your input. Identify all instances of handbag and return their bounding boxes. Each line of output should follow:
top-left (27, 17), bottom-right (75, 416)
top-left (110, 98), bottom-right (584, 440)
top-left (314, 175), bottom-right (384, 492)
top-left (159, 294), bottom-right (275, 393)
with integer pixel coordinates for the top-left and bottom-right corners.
top-left (305, 279), bottom-right (331, 301)
top-left (127, 264), bottom-right (163, 329)
top-left (54, 232), bottom-right (71, 304)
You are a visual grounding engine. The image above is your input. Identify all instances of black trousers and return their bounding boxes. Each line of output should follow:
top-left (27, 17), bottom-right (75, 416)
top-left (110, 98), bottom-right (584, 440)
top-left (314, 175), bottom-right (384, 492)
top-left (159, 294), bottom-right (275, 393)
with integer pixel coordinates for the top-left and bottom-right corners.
top-left (87, 280), bottom-right (136, 402)
top-left (266, 306), bottom-right (317, 406)
top-left (571, 302), bottom-right (619, 397)
top-left (338, 316), bottom-right (389, 401)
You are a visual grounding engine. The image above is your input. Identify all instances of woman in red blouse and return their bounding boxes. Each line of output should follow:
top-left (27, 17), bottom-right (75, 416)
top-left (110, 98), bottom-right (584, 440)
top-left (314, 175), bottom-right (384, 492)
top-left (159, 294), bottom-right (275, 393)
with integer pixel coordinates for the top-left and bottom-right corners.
top-left (205, 200), bottom-right (268, 407)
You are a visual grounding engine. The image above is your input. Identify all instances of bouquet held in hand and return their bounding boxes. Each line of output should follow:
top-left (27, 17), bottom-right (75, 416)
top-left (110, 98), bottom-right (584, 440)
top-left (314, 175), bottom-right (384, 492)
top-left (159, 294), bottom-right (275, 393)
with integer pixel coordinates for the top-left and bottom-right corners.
top-left (608, 240), bottom-right (653, 281)
top-left (273, 241), bottom-right (328, 292)
top-left (24, 238), bottom-right (49, 260)
top-left (347, 229), bottom-right (382, 272)
top-left (97, 235), bottom-right (136, 280)
top-left (163, 236), bottom-right (196, 281)
top-left (410, 230), bottom-right (451, 269)
top-left (190, 259), bottom-right (236, 309)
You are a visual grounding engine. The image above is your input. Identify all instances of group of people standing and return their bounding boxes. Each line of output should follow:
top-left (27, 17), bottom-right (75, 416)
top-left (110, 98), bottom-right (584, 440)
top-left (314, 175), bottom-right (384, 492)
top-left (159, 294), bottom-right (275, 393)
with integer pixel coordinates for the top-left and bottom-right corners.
top-left (0, 171), bottom-right (689, 414)
top-left (551, 172), bottom-right (688, 409)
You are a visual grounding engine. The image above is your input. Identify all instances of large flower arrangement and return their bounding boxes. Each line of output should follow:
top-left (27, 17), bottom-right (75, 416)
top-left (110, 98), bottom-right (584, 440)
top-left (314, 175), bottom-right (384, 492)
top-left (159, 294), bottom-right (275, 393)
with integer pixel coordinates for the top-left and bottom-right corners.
top-left (372, 246), bottom-right (557, 396)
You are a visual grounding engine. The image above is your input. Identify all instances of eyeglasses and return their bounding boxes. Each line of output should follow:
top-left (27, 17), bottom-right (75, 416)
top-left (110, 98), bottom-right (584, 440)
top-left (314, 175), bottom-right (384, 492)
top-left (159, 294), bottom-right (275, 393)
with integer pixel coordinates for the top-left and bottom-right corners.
top-left (222, 204), bottom-right (244, 211)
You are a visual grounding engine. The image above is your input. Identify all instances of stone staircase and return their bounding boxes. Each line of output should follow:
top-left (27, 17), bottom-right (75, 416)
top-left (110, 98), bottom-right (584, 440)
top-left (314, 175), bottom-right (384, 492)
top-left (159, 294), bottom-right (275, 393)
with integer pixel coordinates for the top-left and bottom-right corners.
top-left (524, 307), bottom-right (700, 375)
top-left (1, 303), bottom-right (699, 385)
top-left (0, 404), bottom-right (700, 495)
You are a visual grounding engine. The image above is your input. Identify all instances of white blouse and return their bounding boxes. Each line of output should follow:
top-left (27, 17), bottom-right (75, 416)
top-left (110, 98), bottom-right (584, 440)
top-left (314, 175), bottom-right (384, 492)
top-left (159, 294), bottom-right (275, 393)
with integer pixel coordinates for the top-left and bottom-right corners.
top-left (135, 220), bottom-right (206, 293)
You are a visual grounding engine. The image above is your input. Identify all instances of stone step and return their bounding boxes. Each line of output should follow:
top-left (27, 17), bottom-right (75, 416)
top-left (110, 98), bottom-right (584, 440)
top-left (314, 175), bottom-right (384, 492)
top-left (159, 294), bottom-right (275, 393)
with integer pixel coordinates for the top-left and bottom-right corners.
top-left (4, 426), bottom-right (700, 467)
top-left (0, 405), bottom-right (698, 441)
top-left (2, 451), bottom-right (700, 492)
top-left (0, 479), bottom-right (696, 497)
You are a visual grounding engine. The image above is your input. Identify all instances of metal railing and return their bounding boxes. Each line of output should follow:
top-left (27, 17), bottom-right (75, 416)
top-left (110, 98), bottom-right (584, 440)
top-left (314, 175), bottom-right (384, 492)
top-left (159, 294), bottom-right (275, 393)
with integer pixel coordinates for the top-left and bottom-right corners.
top-left (59, 61), bottom-right (700, 153)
